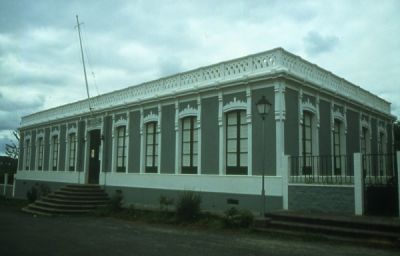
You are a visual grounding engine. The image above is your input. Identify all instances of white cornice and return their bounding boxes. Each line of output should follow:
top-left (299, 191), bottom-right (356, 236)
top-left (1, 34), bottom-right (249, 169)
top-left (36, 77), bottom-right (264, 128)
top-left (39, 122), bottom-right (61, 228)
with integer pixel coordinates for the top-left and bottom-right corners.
top-left (20, 48), bottom-right (392, 128)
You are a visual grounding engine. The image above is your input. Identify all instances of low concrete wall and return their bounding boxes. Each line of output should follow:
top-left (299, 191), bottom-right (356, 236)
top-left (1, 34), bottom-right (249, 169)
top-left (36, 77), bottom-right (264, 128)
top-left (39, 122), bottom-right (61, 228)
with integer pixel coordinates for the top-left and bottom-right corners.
top-left (288, 185), bottom-right (355, 214)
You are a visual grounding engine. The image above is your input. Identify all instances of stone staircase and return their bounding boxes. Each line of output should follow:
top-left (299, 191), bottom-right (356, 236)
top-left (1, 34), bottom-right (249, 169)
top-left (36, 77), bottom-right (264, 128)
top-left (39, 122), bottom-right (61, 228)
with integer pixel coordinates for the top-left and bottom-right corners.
top-left (22, 184), bottom-right (109, 216)
top-left (254, 212), bottom-right (400, 245)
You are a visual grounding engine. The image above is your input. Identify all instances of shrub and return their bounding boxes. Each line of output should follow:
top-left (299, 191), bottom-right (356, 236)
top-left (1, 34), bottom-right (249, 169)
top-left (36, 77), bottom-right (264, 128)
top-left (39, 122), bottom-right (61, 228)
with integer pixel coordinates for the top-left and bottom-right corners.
top-left (223, 207), bottom-right (254, 228)
top-left (26, 183), bottom-right (51, 203)
top-left (159, 196), bottom-right (174, 212)
top-left (176, 191), bottom-right (202, 222)
top-left (26, 186), bottom-right (38, 203)
top-left (38, 184), bottom-right (51, 197)
top-left (109, 190), bottom-right (123, 212)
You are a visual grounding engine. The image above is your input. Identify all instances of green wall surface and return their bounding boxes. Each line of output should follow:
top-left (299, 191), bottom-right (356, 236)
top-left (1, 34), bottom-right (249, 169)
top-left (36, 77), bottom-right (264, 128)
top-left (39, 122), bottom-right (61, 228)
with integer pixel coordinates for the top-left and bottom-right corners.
top-left (129, 111), bottom-right (141, 173)
top-left (201, 97), bottom-right (219, 174)
top-left (252, 86), bottom-right (276, 176)
top-left (161, 104), bottom-right (176, 174)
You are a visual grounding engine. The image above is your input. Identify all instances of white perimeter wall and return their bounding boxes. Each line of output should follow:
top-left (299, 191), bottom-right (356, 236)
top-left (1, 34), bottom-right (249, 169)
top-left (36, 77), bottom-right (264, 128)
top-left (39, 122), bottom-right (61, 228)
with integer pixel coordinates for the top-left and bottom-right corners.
top-left (15, 170), bottom-right (284, 196)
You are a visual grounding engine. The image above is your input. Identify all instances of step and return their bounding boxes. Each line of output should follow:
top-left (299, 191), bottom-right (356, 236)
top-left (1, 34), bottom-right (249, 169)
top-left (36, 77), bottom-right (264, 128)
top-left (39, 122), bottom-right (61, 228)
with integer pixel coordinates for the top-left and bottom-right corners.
top-left (34, 200), bottom-right (105, 210)
top-left (268, 220), bottom-right (400, 241)
top-left (66, 184), bottom-right (102, 189)
top-left (22, 207), bottom-right (53, 217)
top-left (61, 186), bottom-right (104, 192)
top-left (266, 213), bottom-right (400, 233)
top-left (52, 192), bottom-right (108, 200)
top-left (26, 204), bottom-right (94, 215)
top-left (55, 190), bottom-right (108, 196)
top-left (41, 196), bottom-right (108, 205)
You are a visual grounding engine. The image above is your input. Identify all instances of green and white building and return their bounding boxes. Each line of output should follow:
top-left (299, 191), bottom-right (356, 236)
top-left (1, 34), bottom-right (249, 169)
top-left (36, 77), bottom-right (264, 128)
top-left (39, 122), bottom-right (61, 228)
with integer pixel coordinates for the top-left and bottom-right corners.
top-left (15, 48), bottom-right (399, 216)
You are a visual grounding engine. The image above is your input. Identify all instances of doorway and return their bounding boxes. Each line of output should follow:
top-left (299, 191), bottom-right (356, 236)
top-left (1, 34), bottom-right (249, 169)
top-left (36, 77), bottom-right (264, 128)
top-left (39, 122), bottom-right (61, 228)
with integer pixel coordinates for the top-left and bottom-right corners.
top-left (88, 129), bottom-right (101, 184)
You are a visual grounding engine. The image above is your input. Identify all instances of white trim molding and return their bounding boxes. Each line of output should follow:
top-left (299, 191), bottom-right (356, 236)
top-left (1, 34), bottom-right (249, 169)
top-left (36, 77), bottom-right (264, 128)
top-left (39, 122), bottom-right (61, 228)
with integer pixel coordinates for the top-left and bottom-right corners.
top-left (222, 97), bottom-right (247, 113)
top-left (143, 111), bottom-right (158, 124)
top-left (178, 104), bottom-right (198, 119)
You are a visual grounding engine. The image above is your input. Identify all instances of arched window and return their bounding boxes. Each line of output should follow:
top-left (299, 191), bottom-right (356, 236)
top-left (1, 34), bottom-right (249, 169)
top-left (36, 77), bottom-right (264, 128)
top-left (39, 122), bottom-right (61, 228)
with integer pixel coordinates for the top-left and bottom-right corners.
top-left (181, 116), bottom-right (198, 174)
top-left (25, 138), bottom-right (31, 171)
top-left (116, 126), bottom-right (127, 172)
top-left (302, 111), bottom-right (313, 174)
top-left (333, 119), bottom-right (346, 175)
top-left (378, 131), bottom-right (386, 175)
top-left (51, 135), bottom-right (59, 171)
top-left (68, 133), bottom-right (77, 171)
top-left (226, 110), bottom-right (248, 175)
top-left (145, 122), bottom-right (158, 173)
top-left (37, 136), bottom-right (44, 171)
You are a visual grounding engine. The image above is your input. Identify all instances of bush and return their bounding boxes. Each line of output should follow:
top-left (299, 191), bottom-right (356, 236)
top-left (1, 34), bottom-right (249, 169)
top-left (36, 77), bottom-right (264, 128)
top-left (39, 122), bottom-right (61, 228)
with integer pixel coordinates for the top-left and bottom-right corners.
top-left (109, 190), bottom-right (123, 212)
top-left (26, 183), bottom-right (51, 203)
top-left (159, 196), bottom-right (174, 212)
top-left (26, 186), bottom-right (38, 203)
top-left (223, 207), bottom-right (254, 228)
top-left (176, 191), bottom-right (202, 222)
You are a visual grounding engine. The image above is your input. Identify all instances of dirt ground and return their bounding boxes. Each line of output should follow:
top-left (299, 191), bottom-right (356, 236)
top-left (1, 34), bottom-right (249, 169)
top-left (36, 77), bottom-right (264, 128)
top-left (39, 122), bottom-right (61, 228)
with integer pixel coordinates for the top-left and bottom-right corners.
top-left (0, 205), bottom-right (398, 256)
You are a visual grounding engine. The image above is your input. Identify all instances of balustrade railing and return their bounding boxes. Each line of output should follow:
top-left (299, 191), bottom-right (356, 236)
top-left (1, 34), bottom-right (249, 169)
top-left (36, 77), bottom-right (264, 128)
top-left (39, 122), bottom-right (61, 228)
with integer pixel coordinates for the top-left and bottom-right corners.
top-left (362, 154), bottom-right (396, 185)
top-left (21, 48), bottom-right (391, 127)
top-left (289, 155), bottom-right (354, 185)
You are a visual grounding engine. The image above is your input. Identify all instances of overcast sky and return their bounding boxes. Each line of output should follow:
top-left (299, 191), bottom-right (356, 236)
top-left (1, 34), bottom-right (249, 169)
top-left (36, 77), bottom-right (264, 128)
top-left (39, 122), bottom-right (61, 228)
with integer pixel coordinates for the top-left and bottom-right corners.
top-left (0, 0), bottom-right (399, 156)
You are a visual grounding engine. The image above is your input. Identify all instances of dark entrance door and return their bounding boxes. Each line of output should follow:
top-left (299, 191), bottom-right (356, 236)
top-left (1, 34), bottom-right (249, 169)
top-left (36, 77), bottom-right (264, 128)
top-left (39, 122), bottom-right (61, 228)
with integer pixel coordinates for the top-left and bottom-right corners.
top-left (88, 129), bottom-right (101, 184)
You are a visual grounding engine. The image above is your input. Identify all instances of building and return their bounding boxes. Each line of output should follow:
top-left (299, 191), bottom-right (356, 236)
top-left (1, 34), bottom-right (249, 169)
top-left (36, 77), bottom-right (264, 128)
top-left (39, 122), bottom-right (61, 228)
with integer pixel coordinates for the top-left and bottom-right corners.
top-left (15, 48), bottom-right (399, 215)
top-left (0, 156), bottom-right (17, 197)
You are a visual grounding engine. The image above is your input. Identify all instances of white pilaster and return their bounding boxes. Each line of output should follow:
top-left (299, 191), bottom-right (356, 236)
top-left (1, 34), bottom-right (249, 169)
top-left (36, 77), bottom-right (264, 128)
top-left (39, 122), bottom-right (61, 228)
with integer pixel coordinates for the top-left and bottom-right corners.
top-left (197, 95), bottom-right (202, 175)
top-left (246, 86), bottom-right (252, 176)
top-left (83, 120), bottom-right (88, 179)
top-left (282, 155), bottom-right (289, 210)
top-left (157, 104), bottom-right (162, 174)
top-left (139, 108), bottom-right (144, 174)
top-left (111, 115), bottom-right (116, 173)
top-left (354, 153), bottom-right (363, 215)
top-left (125, 112), bottom-right (129, 174)
top-left (275, 82), bottom-right (286, 176)
top-left (218, 91), bottom-right (224, 175)
top-left (397, 151), bottom-right (400, 218)
top-left (174, 101), bottom-right (179, 174)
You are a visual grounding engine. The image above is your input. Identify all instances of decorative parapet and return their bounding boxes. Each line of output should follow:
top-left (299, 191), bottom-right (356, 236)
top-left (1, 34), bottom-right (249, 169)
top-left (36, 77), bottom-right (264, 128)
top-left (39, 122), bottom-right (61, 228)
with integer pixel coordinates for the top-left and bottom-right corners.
top-left (21, 48), bottom-right (391, 127)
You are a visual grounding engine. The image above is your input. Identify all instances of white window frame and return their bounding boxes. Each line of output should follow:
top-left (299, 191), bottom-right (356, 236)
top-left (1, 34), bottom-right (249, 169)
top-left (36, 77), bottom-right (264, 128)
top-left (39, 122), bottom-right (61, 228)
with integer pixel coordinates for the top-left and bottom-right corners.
top-left (24, 135), bottom-right (32, 171)
top-left (222, 97), bottom-right (248, 175)
top-left (360, 116), bottom-right (371, 176)
top-left (35, 132), bottom-right (44, 171)
top-left (377, 123), bottom-right (387, 176)
top-left (66, 126), bottom-right (78, 172)
top-left (49, 128), bottom-right (60, 171)
top-left (115, 125), bottom-right (127, 173)
top-left (332, 107), bottom-right (347, 176)
top-left (143, 110), bottom-right (159, 174)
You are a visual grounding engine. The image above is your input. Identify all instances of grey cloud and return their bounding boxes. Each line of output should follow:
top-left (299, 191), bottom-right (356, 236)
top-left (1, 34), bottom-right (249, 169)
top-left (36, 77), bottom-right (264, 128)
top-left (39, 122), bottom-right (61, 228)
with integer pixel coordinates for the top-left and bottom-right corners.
top-left (304, 31), bottom-right (339, 56)
top-left (0, 111), bottom-right (21, 131)
top-left (0, 92), bottom-right (44, 112)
